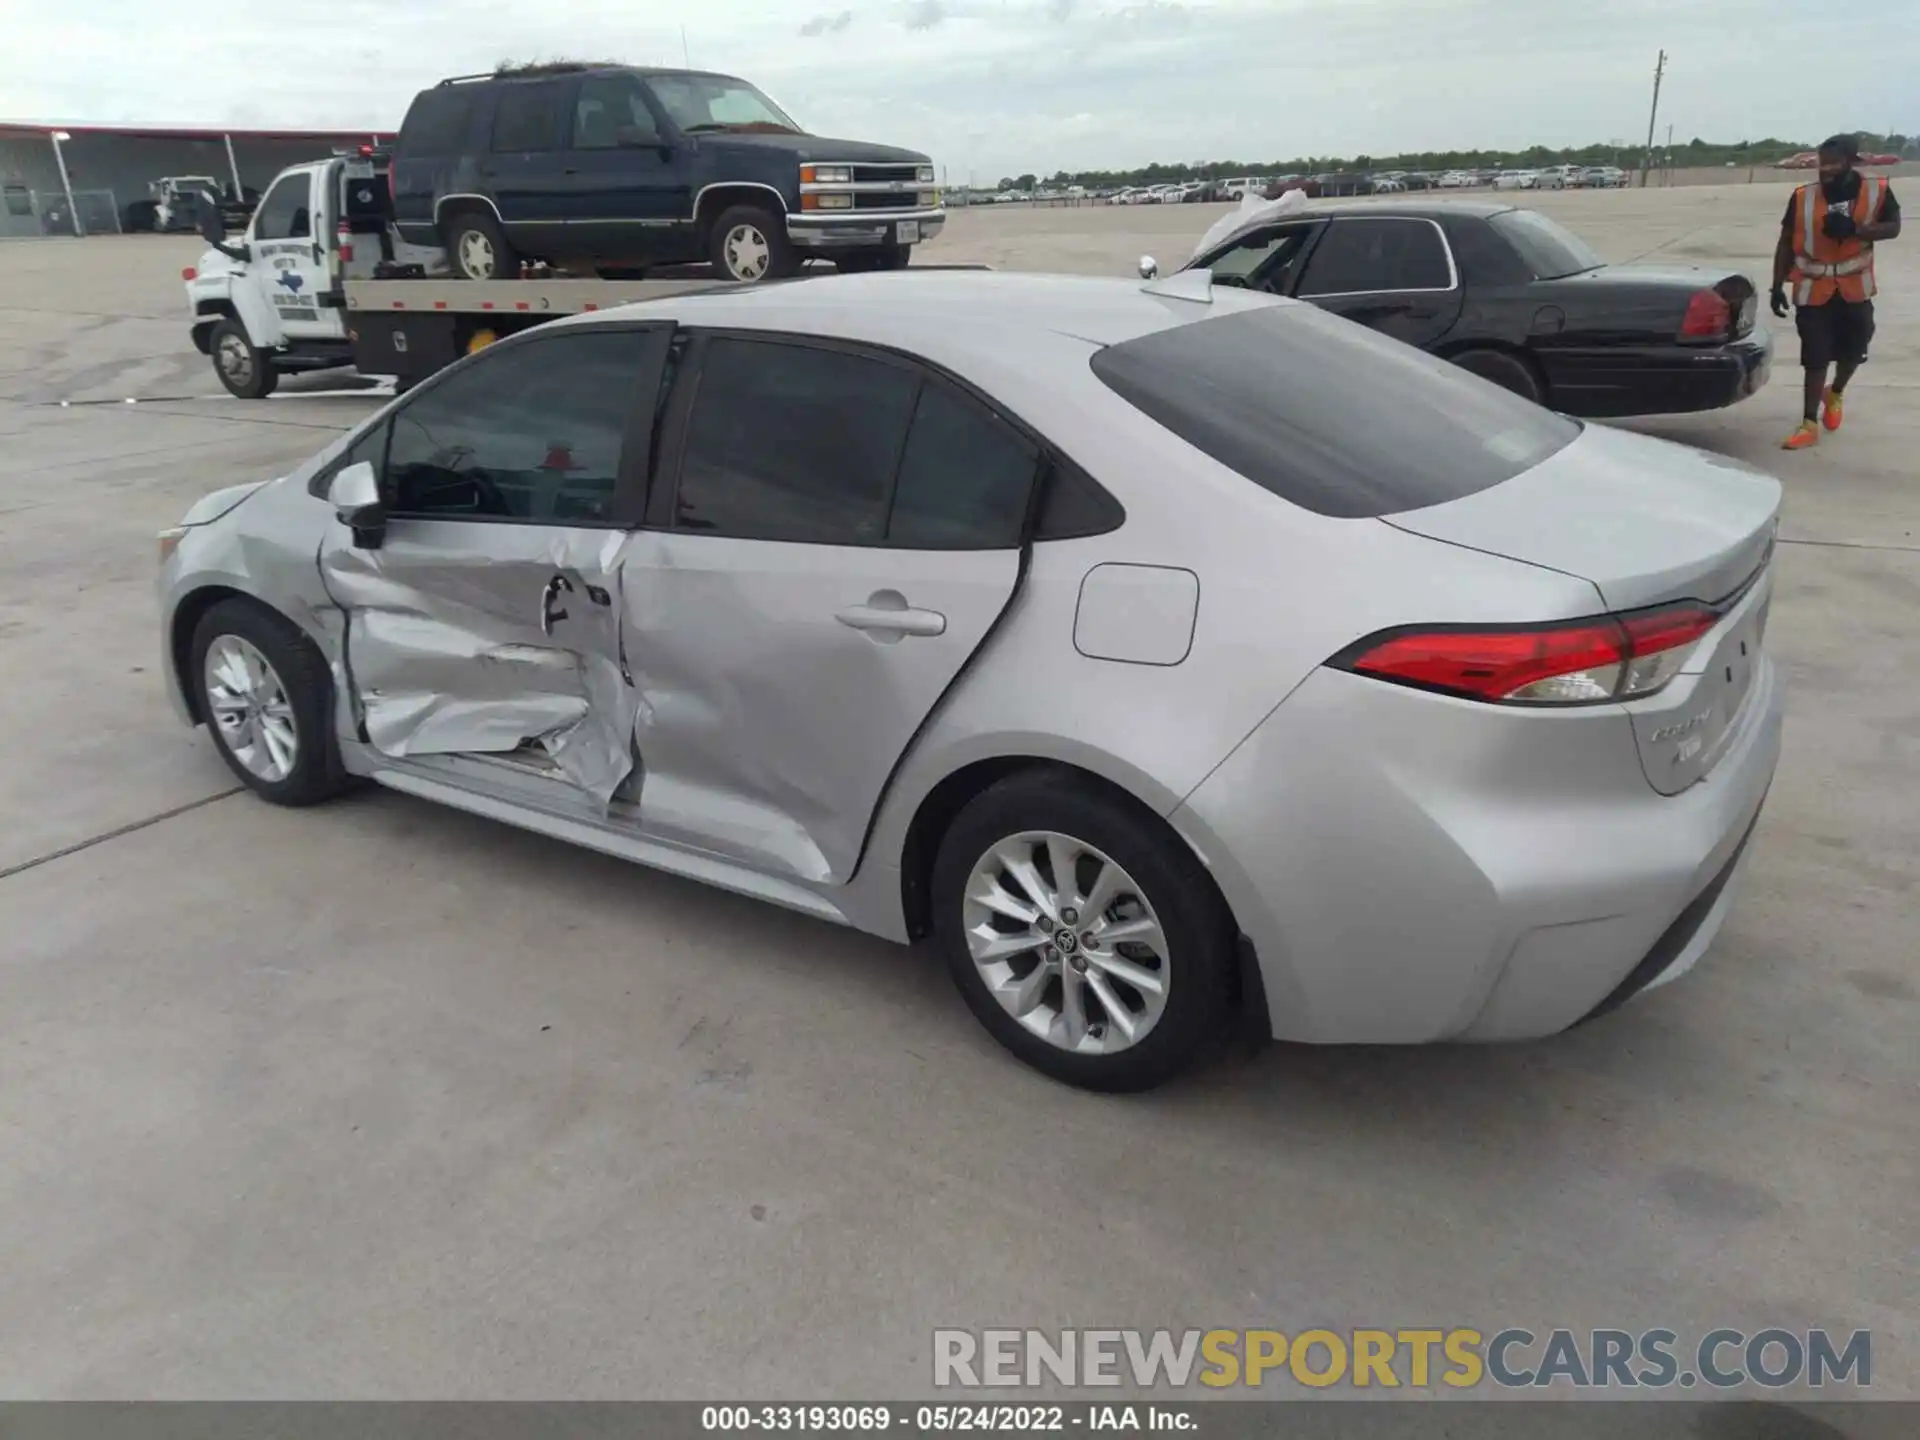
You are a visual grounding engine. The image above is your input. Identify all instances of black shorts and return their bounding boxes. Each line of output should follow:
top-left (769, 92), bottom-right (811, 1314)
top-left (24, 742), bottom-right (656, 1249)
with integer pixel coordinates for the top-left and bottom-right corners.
top-left (1796, 298), bottom-right (1874, 369)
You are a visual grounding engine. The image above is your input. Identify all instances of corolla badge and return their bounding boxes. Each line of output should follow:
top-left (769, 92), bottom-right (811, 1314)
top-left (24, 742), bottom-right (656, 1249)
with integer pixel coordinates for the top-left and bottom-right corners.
top-left (1652, 709), bottom-right (1712, 744)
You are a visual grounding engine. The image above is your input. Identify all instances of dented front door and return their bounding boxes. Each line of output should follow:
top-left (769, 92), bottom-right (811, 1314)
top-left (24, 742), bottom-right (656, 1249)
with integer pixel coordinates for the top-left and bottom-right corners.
top-left (316, 324), bottom-right (668, 809)
top-left (322, 521), bottom-right (640, 805)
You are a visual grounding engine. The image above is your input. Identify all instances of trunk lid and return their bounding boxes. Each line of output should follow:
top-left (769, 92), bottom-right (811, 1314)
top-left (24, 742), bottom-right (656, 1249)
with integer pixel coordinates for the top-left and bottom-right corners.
top-left (1385, 424), bottom-right (1781, 795)
top-left (1384, 424), bottom-right (1779, 612)
top-left (1545, 264), bottom-right (1759, 339)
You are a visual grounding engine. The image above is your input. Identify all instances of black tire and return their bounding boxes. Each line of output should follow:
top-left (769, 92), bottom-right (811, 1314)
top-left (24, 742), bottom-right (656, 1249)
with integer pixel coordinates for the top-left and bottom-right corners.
top-left (931, 769), bottom-right (1236, 1092)
top-left (209, 317), bottom-right (278, 399)
top-left (708, 203), bottom-right (798, 283)
top-left (445, 208), bottom-right (517, 281)
top-left (190, 598), bottom-right (349, 807)
top-left (123, 200), bottom-right (159, 233)
top-left (1450, 346), bottom-right (1545, 404)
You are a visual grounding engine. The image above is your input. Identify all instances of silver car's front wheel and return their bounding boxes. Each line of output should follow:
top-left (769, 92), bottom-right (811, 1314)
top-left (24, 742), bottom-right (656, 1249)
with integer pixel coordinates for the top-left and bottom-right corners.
top-left (204, 634), bottom-right (298, 783)
top-left (964, 832), bottom-right (1171, 1056)
top-left (189, 598), bottom-right (349, 807)
top-left (934, 771), bottom-right (1236, 1092)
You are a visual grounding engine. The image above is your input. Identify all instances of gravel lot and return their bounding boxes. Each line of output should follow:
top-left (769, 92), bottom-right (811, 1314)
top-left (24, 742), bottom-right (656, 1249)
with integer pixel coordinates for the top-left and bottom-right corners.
top-left (0, 182), bottom-right (1914, 1399)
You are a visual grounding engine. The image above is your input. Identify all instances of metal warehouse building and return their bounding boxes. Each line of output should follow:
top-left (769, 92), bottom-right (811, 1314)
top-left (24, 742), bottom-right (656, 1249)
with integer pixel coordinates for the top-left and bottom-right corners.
top-left (0, 122), bottom-right (393, 238)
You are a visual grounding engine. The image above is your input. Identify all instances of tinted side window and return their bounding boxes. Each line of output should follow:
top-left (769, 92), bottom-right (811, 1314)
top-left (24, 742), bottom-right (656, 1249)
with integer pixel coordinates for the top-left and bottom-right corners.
top-left (1298, 217), bottom-right (1452, 296)
top-left (400, 89), bottom-right (473, 154)
top-left (1090, 305), bottom-right (1579, 520)
top-left (887, 381), bottom-right (1039, 549)
top-left (253, 174), bottom-right (311, 240)
top-left (384, 330), bottom-right (653, 523)
top-left (1443, 215), bottom-right (1530, 287)
top-left (573, 74), bottom-right (661, 149)
top-left (492, 82), bottom-right (566, 152)
top-left (1034, 457), bottom-right (1125, 541)
top-left (674, 338), bottom-right (918, 544)
top-left (1203, 224), bottom-right (1315, 293)
top-left (310, 421), bottom-right (391, 499)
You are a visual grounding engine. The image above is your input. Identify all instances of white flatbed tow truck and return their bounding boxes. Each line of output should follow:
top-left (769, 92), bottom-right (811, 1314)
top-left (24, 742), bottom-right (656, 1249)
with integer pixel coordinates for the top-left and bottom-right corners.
top-left (184, 150), bottom-right (774, 397)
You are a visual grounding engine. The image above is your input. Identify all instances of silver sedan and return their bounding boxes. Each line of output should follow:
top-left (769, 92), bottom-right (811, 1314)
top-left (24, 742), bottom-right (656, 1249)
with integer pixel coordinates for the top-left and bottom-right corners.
top-left (157, 271), bottom-right (1783, 1091)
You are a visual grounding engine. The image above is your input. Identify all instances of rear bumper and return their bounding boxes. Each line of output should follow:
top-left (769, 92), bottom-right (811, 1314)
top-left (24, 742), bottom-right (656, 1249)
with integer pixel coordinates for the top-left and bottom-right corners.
top-left (1171, 656), bottom-right (1784, 1045)
top-left (1541, 328), bottom-right (1773, 417)
top-left (787, 208), bottom-right (945, 251)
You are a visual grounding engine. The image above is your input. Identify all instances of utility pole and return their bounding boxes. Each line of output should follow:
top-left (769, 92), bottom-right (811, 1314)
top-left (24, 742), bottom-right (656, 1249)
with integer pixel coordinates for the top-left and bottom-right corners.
top-left (1640, 49), bottom-right (1666, 188)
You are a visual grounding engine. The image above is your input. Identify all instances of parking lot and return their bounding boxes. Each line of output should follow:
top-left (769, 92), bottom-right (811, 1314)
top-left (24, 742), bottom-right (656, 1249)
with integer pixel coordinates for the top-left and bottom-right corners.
top-left (1, 181), bottom-right (1916, 1398)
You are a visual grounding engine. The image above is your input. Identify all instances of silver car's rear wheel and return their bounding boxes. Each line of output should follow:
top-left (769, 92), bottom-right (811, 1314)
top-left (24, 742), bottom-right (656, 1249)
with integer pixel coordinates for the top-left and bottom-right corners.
top-left (204, 634), bottom-right (298, 783)
top-left (963, 831), bottom-right (1171, 1056)
top-left (933, 770), bottom-right (1236, 1091)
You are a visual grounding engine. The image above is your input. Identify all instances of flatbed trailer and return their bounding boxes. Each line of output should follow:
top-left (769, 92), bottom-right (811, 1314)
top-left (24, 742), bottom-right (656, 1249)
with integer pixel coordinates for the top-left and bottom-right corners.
top-left (341, 277), bottom-right (745, 389)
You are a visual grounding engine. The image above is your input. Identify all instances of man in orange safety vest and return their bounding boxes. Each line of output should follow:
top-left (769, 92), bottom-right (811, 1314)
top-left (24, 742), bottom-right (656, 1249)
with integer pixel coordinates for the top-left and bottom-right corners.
top-left (1771, 134), bottom-right (1901, 450)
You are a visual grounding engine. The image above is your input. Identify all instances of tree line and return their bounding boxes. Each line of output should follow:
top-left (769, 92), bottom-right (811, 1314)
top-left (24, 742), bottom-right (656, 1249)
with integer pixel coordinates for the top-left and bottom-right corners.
top-left (994, 132), bottom-right (1915, 192)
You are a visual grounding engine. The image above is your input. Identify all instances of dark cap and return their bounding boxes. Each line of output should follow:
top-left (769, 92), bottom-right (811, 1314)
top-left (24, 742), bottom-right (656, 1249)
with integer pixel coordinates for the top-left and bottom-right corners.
top-left (1818, 133), bottom-right (1861, 160)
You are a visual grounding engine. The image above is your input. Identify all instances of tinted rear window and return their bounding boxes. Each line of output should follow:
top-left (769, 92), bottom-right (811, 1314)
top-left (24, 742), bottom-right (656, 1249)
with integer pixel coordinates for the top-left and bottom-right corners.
top-left (1089, 303), bottom-right (1579, 519)
top-left (400, 89), bottom-right (473, 154)
top-left (1489, 209), bottom-right (1604, 279)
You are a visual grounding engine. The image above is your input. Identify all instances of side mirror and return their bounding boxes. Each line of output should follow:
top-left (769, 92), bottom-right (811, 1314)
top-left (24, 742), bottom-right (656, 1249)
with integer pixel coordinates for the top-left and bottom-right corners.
top-left (1138, 255), bottom-right (1159, 279)
top-left (196, 191), bottom-right (248, 262)
top-left (327, 460), bottom-right (386, 549)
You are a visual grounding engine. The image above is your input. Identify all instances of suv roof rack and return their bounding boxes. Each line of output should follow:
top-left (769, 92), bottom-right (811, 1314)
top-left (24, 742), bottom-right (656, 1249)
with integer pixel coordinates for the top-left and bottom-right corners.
top-left (436, 73), bottom-right (497, 86)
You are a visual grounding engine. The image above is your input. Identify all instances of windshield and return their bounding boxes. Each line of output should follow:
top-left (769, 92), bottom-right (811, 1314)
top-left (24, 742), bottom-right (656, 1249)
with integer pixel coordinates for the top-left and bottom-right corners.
top-left (647, 74), bottom-right (802, 134)
top-left (1490, 208), bottom-right (1605, 279)
top-left (1090, 303), bottom-right (1580, 520)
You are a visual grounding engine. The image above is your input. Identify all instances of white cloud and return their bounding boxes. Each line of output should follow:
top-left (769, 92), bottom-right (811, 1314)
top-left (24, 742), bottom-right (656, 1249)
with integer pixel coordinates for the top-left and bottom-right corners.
top-left (2, 0), bottom-right (1913, 179)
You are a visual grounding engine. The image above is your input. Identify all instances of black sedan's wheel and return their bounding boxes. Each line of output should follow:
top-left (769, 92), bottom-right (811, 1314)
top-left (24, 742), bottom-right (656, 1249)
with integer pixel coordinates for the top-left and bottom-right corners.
top-left (932, 770), bottom-right (1236, 1092)
top-left (190, 599), bottom-right (348, 807)
top-left (1451, 347), bottom-right (1545, 405)
top-left (210, 318), bottom-right (278, 399)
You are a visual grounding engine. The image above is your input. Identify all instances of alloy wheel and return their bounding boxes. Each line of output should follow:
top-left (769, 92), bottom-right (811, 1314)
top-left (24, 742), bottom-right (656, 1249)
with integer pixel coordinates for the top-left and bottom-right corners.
top-left (723, 223), bottom-right (771, 281)
top-left (204, 634), bottom-right (299, 783)
top-left (963, 831), bottom-right (1171, 1055)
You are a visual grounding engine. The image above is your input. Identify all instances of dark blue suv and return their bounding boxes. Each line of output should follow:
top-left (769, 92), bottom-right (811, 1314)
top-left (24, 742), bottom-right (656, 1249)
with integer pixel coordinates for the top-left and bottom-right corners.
top-left (391, 64), bottom-right (944, 283)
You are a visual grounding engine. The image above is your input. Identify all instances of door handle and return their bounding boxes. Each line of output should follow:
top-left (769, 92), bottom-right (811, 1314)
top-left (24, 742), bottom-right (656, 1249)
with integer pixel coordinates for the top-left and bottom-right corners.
top-left (540, 573), bottom-right (575, 635)
top-left (836, 598), bottom-right (946, 639)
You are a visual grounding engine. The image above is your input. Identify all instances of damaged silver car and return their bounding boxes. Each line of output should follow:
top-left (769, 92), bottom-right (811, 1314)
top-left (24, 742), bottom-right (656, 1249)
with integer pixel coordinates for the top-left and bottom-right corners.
top-left (160, 271), bottom-right (1782, 1091)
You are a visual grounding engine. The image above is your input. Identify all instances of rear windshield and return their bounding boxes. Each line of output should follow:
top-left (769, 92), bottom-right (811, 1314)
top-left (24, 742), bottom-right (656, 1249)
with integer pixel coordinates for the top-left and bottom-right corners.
top-left (1489, 208), bottom-right (1604, 279)
top-left (1089, 303), bottom-right (1580, 519)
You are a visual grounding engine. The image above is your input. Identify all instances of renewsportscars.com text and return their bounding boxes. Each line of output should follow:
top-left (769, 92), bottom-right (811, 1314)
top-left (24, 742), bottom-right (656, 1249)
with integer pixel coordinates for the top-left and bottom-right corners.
top-left (933, 1327), bottom-right (1871, 1391)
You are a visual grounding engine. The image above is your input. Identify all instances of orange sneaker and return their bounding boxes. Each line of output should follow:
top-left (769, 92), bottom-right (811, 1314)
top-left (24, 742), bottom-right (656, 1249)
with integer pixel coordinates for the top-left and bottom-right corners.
top-left (1781, 420), bottom-right (1819, 451)
top-left (1822, 387), bottom-right (1844, 432)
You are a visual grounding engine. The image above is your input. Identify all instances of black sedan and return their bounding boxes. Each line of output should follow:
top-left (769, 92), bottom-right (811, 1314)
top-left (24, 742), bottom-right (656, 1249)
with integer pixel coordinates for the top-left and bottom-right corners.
top-left (1180, 200), bottom-right (1771, 417)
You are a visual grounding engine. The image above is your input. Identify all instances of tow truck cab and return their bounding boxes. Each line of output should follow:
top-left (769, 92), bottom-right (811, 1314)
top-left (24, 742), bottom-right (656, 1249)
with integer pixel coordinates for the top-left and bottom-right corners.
top-left (185, 150), bottom-right (413, 396)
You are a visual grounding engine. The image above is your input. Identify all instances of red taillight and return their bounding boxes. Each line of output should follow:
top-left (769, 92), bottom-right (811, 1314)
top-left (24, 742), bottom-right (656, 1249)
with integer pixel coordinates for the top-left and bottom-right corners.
top-left (1336, 601), bottom-right (1722, 706)
top-left (337, 222), bottom-right (353, 263)
top-left (1680, 289), bottom-right (1731, 341)
top-left (181, 266), bottom-right (196, 280)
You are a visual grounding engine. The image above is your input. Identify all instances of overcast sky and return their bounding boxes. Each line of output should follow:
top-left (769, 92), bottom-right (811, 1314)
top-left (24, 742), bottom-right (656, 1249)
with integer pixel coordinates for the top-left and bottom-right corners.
top-left (7, 0), bottom-right (1915, 178)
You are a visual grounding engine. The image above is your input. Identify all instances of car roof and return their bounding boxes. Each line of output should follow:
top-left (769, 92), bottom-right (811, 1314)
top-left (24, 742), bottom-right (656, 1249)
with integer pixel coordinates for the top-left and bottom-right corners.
top-left (1303, 198), bottom-right (1515, 222)
top-left (566, 269), bottom-right (1285, 349)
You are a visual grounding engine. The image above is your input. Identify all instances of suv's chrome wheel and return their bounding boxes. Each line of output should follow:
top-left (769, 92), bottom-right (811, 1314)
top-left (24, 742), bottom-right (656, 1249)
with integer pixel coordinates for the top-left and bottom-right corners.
top-left (457, 230), bottom-right (495, 279)
top-left (963, 831), bottom-right (1171, 1056)
top-left (722, 222), bottom-right (771, 281)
